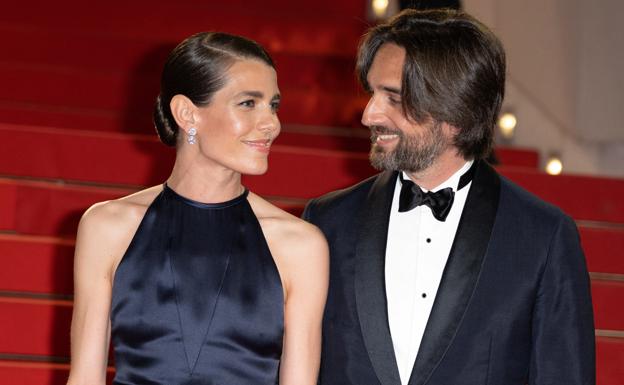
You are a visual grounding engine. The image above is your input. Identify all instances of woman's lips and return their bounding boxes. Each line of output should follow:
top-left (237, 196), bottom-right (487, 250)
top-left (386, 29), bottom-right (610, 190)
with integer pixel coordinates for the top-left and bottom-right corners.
top-left (242, 139), bottom-right (272, 153)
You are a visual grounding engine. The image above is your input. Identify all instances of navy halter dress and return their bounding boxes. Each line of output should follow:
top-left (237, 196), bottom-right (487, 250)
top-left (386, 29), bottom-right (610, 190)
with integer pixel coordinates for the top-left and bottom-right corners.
top-left (110, 185), bottom-right (284, 384)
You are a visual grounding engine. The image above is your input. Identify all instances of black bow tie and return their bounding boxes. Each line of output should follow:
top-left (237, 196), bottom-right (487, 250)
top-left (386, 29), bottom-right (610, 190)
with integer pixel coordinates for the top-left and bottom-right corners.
top-left (398, 161), bottom-right (477, 221)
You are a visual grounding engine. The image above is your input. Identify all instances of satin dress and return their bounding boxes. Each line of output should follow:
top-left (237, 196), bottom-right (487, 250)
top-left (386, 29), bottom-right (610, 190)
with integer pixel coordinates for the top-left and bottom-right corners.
top-left (110, 185), bottom-right (284, 384)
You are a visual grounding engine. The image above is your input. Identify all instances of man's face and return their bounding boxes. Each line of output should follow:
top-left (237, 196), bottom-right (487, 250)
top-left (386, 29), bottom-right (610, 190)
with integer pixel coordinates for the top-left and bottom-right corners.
top-left (361, 43), bottom-right (452, 173)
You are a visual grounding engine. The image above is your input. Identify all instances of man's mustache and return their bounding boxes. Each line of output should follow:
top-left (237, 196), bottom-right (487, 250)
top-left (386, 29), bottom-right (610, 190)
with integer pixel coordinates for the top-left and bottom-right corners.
top-left (369, 125), bottom-right (403, 142)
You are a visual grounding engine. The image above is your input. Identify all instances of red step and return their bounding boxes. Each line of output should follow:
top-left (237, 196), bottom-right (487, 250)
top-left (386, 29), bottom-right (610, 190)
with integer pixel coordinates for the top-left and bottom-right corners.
top-left (500, 168), bottom-right (624, 224)
top-left (0, 182), bottom-right (17, 231)
top-left (0, 22), bottom-right (359, 72)
top-left (0, 298), bottom-right (72, 358)
top-left (0, 360), bottom-right (113, 385)
top-left (0, 101), bottom-right (127, 133)
top-left (0, 1), bottom-right (366, 57)
top-left (0, 235), bottom-right (75, 295)
top-left (494, 147), bottom-right (539, 169)
top-left (592, 279), bottom-right (624, 331)
top-left (0, 62), bottom-right (134, 112)
top-left (0, 41), bottom-right (358, 94)
top-left (0, 179), bottom-right (135, 237)
top-left (1, 0), bottom-right (366, 20)
top-left (596, 336), bottom-right (624, 385)
top-left (581, 226), bottom-right (624, 275)
top-left (0, 361), bottom-right (71, 385)
top-left (0, 124), bottom-right (176, 186)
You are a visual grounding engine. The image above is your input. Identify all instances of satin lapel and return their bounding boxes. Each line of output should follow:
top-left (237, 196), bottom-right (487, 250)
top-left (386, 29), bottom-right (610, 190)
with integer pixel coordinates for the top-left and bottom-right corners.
top-left (408, 161), bottom-right (501, 385)
top-left (354, 170), bottom-right (402, 385)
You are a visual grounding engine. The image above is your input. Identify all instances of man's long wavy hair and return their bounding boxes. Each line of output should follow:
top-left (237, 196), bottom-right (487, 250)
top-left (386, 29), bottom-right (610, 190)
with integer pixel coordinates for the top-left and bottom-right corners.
top-left (357, 9), bottom-right (506, 160)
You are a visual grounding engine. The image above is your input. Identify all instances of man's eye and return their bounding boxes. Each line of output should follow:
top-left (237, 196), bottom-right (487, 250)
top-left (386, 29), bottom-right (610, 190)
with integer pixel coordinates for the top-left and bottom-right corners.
top-left (240, 100), bottom-right (255, 107)
top-left (270, 101), bottom-right (280, 112)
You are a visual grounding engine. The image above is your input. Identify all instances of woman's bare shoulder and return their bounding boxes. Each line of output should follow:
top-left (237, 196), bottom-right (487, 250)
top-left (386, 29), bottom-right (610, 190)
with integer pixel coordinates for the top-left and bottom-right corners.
top-left (83, 185), bottom-right (162, 223)
top-left (247, 192), bottom-right (328, 264)
top-left (248, 192), bottom-right (329, 301)
top-left (75, 185), bottom-right (164, 272)
top-left (247, 192), bottom-right (326, 248)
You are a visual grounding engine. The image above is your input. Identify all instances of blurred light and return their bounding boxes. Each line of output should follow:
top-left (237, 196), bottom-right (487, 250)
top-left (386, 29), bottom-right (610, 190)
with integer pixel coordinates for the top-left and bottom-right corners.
top-left (545, 156), bottom-right (563, 175)
top-left (372, 0), bottom-right (389, 17)
top-left (498, 112), bottom-right (517, 139)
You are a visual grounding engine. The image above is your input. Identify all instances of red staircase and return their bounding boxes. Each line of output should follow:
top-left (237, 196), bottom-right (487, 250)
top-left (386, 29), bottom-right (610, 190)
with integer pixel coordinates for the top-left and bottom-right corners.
top-left (0, 2), bottom-right (622, 384)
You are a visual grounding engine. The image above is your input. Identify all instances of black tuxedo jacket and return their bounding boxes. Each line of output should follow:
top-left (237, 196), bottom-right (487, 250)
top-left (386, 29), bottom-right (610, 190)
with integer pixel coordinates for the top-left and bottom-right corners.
top-left (303, 162), bottom-right (595, 385)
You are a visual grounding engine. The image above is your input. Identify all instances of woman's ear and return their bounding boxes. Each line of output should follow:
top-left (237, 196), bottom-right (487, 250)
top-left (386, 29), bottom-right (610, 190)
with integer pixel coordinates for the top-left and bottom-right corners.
top-left (170, 95), bottom-right (196, 135)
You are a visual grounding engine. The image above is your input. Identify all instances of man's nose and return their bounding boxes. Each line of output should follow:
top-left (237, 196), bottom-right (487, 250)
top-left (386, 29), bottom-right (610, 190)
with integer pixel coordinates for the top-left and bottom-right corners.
top-left (361, 96), bottom-right (384, 127)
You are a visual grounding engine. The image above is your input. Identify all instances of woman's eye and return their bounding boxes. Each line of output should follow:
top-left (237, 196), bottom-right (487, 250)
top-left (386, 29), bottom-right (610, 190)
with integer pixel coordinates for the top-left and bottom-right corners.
top-left (389, 97), bottom-right (401, 105)
top-left (240, 100), bottom-right (255, 108)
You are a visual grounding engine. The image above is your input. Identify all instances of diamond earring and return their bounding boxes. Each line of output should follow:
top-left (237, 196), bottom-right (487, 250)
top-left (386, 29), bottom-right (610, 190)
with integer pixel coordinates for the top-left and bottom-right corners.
top-left (187, 127), bottom-right (197, 145)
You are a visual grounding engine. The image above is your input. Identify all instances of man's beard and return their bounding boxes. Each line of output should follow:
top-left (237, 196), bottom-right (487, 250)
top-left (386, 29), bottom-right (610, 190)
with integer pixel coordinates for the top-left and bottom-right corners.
top-left (369, 121), bottom-right (448, 173)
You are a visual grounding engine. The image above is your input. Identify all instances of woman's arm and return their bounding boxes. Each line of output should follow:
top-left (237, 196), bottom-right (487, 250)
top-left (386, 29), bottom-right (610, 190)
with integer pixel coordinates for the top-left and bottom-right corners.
top-left (66, 202), bottom-right (137, 385)
top-left (277, 224), bottom-right (329, 385)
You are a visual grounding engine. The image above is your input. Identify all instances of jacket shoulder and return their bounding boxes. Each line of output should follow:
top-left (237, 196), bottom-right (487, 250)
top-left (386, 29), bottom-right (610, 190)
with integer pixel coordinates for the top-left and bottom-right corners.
top-left (303, 173), bottom-right (382, 224)
top-left (498, 175), bottom-right (572, 226)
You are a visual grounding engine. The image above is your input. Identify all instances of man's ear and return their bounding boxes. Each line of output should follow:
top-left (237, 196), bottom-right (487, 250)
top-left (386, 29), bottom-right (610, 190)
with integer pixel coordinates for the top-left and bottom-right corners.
top-left (170, 94), bottom-right (197, 135)
top-left (443, 122), bottom-right (460, 139)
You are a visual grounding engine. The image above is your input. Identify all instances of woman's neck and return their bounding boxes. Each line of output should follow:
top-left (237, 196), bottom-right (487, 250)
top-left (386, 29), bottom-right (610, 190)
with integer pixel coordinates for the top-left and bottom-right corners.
top-left (166, 151), bottom-right (244, 203)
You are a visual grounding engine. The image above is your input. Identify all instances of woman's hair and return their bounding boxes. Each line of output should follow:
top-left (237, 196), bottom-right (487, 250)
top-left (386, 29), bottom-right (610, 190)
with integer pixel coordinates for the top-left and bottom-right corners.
top-left (154, 32), bottom-right (274, 146)
top-left (357, 9), bottom-right (506, 160)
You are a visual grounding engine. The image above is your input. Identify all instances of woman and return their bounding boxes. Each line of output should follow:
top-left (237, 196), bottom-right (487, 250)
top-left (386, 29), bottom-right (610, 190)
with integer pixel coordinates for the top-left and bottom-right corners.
top-left (67, 32), bottom-right (328, 385)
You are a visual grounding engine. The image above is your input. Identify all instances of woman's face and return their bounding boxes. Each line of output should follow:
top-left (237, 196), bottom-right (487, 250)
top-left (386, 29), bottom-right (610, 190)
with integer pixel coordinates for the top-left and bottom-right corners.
top-left (193, 59), bottom-right (281, 175)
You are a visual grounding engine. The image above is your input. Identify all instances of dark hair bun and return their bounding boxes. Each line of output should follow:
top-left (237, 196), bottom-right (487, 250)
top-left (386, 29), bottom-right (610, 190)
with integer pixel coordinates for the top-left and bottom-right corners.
top-left (153, 94), bottom-right (178, 147)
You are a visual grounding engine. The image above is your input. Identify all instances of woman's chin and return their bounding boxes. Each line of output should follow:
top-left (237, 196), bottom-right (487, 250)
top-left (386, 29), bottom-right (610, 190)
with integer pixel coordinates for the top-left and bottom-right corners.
top-left (238, 162), bottom-right (269, 176)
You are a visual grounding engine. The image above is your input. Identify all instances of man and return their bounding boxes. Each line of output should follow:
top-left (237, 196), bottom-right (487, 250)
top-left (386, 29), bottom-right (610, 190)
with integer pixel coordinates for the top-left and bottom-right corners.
top-left (303, 9), bottom-right (595, 385)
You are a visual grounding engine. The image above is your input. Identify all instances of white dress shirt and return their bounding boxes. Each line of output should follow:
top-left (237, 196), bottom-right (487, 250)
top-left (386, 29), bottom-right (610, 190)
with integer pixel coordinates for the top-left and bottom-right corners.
top-left (385, 160), bottom-right (474, 385)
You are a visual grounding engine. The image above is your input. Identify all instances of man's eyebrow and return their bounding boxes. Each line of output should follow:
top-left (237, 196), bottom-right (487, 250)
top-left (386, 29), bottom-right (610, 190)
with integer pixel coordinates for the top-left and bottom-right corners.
top-left (381, 86), bottom-right (401, 95)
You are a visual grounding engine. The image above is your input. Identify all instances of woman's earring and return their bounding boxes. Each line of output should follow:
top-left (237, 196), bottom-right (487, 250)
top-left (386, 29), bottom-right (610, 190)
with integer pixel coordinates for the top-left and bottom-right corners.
top-left (187, 128), bottom-right (197, 145)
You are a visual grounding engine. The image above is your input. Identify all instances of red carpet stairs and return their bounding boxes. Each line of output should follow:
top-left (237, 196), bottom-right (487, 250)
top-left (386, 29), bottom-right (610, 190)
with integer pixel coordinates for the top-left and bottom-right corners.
top-left (0, 2), bottom-right (622, 384)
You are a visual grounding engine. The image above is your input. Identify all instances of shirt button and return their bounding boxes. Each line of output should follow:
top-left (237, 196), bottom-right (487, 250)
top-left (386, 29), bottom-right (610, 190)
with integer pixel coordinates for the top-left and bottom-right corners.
top-left (426, 238), bottom-right (431, 243)
top-left (422, 293), bottom-right (427, 298)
